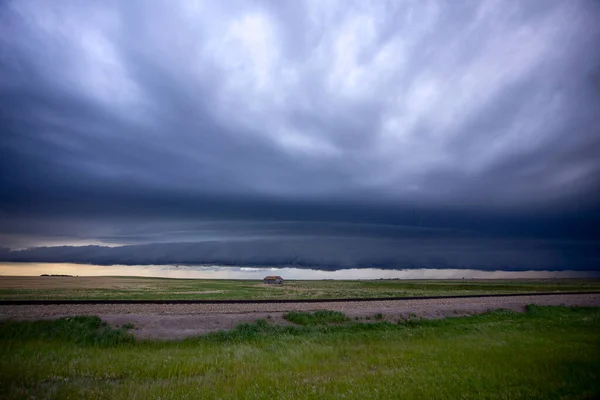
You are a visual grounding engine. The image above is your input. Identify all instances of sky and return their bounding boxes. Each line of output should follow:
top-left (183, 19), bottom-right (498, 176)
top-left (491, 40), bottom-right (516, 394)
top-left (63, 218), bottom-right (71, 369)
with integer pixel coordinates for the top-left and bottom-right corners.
top-left (1, 0), bottom-right (599, 271)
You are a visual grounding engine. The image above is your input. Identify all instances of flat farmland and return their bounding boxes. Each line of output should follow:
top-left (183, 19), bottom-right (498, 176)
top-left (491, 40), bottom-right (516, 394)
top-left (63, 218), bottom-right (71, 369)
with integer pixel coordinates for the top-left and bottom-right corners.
top-left (1, 276), bottom-right (599, 301)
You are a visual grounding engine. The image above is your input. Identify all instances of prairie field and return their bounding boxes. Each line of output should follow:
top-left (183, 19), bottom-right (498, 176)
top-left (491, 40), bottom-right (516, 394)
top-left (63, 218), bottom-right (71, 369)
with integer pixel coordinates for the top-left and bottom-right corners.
top-left (1, 275), bottom-right (599, 301)
top-left (1, 306), bottom-right (599, 399)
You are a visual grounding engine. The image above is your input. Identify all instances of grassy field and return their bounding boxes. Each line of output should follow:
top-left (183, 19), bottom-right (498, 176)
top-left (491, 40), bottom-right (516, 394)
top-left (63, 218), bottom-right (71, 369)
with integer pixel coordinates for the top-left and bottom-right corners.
top-left (1, 276), bottom-right (600, 300)
top-left (0, 306), bottom-right (599, 399)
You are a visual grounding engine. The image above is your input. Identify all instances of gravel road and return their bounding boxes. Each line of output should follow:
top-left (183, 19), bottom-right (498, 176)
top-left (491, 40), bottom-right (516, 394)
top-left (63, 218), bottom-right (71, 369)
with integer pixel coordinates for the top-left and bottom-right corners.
top-left (1, 293), bottom-right (598, 340)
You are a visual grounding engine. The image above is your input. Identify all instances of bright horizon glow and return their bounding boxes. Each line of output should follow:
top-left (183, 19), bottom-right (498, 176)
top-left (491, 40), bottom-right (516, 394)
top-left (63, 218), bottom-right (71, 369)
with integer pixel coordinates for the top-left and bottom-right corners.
top-left (1, 263), bottom-right (598, 280)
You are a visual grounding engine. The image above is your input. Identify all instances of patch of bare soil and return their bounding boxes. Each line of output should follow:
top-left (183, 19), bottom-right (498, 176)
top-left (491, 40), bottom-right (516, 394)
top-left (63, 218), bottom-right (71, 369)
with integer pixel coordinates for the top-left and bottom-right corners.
top-left (105, 313), bottom-right (294, 340)
top-left (1, 293), bottom-right (598, 340)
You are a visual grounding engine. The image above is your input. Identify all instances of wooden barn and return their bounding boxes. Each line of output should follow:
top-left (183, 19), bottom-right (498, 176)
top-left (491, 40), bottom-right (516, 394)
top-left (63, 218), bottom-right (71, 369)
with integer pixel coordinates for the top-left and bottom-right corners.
top-left (263, 276), bottom-right (284, 284)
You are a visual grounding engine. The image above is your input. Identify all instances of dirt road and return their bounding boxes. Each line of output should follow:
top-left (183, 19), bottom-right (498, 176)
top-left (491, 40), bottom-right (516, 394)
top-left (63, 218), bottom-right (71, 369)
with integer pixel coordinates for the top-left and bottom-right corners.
top-left (1, 293), bottom-right (598, 340)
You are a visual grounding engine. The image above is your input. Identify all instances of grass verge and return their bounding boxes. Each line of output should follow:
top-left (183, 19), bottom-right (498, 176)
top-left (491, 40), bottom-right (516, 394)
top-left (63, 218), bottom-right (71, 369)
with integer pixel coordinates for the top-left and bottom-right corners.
top-left (283, 310), bottom-right (349, 325)
top-left (1, 306), bottom-right (599, 399)
top-left (0, 316), bottom-right (134, 346)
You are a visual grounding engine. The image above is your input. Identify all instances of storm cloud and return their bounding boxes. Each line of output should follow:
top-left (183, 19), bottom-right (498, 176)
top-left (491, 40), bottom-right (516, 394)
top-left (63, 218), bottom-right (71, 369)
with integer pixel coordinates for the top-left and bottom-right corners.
top-left (1, 0), bottom-right (599, 270)
top-left (1, 235), bottom-right (599, 271)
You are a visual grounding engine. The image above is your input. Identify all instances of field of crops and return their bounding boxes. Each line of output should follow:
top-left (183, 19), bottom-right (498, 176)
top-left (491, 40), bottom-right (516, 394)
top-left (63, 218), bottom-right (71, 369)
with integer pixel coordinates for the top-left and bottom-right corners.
top-left (1, 275), bottom-right (599, 300)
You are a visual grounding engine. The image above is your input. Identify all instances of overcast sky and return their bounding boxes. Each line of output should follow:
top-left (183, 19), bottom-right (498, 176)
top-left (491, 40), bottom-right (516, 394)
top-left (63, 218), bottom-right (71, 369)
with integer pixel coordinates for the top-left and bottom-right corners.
top-left (1, 0), bottom-right (599, 270)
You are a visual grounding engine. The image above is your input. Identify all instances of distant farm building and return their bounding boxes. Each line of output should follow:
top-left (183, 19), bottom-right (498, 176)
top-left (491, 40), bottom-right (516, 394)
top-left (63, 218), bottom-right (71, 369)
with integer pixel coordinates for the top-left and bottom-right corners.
top-left (263, 276), bottom-right (284, 284)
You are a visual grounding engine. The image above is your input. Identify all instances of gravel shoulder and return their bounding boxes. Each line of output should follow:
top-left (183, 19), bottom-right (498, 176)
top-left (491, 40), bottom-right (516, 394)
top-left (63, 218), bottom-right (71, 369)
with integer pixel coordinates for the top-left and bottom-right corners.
top-left (1, 293), bottom-right (598, 340)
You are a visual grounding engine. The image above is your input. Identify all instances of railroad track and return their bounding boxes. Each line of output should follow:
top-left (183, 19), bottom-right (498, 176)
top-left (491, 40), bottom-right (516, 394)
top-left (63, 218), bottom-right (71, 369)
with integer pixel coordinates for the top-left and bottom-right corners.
top-left (1, 291), bottom-right (599, 305)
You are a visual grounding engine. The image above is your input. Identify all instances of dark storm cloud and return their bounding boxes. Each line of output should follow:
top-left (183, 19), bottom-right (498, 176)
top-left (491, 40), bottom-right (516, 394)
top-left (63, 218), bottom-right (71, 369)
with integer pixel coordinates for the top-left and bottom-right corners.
top-left (1, 236), bottom-right (599, 271)
top-left (1, 0), bottom-right (599, 269)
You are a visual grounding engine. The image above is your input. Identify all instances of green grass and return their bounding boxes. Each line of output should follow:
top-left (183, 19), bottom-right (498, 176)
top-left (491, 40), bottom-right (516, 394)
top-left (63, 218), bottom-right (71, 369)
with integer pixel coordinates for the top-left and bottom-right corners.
top-left (0, 316), bottom-right (133, 346)
top-left (284, 310), bottom-right (349, 325)
top-left (1, 306), bottom-right (599, 399)
top-left (2, 276), bottom-right (600, 300)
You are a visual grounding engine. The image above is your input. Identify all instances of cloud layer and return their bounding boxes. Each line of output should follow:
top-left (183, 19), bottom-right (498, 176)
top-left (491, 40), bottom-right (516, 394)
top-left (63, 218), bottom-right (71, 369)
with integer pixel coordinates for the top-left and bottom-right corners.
top-left (1, 235), bottom-right (598, 271)
top-left (1, 0), bottom-right (599, 269)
